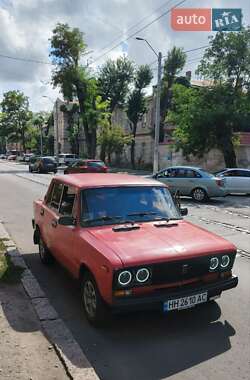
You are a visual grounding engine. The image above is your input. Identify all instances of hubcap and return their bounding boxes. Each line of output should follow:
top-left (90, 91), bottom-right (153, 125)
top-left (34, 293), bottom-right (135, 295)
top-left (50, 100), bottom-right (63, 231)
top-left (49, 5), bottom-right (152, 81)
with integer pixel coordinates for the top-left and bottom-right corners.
top-left (193, 189), bottom-right (205, 201)
top-left (83, 280), bottom-right (97, 318)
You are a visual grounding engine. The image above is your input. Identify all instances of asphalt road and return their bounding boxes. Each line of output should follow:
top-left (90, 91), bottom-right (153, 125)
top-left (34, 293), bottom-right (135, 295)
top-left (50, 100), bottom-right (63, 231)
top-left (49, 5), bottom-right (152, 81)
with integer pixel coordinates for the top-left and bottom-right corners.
top-left (0, 161), bottom-right (250, 380)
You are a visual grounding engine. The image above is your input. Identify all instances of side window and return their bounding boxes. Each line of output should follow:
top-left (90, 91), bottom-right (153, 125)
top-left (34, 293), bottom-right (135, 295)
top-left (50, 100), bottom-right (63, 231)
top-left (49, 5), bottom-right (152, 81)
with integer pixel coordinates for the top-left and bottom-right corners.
top-left (49, 182), bottom-right (64, 210)
top-left (59, 186), bottom-right (77, 216)
top-left (76, 161), bottom-right (85, 167)
top-left (186, 169), bottom-right (199, 178)
top-left (175, 169), bottom-right (186, 178)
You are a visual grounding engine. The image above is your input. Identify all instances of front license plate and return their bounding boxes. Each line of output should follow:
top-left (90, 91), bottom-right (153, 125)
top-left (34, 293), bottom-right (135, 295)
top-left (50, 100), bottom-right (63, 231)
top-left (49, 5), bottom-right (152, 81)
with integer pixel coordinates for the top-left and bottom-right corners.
top-left (163, 292), bottom-right (208, 312)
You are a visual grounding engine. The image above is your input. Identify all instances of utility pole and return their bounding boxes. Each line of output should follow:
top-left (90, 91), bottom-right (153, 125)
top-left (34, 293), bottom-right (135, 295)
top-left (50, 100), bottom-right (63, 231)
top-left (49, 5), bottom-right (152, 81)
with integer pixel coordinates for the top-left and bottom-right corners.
top-left (40, 125), bottom-right (43, 156)
top-left (135, 38), bottom-right (162, 174)
top-left (154, 52), bottom-right (162, 174)
top-left (42, 95), bottom-right (59, 162)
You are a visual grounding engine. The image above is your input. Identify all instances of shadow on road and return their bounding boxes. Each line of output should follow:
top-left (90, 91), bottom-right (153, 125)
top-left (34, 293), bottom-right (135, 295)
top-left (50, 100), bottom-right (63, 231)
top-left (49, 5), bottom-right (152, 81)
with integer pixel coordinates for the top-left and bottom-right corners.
top-left (0, 170), bottom-right (29, 174)
top-left (5, 251), bottom-right (236, 380)
top-left (181, 195), bottom-right (250, 211)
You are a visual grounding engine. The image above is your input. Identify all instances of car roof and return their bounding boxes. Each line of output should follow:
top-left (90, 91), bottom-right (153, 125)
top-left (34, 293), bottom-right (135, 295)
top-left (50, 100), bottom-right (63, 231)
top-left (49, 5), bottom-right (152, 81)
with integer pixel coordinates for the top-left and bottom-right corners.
top-left (161, 166), bottom-right (204, 171)
top-left (54, 173), bottom-right (163, 189)
top-left (224, 168), bottom-right (250, 171)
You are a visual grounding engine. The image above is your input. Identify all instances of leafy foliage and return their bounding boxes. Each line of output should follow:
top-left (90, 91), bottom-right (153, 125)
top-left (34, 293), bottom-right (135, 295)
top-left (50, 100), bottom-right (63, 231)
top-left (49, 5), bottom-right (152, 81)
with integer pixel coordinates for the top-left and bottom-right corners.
top-left (168, 84), bottom-right (250, 167)
top-left (0, 90), bottom-right (32, 151)
top-left (50, 23), bottom-right (100, 157)
top-left (197, 28), bottom-right (250, 90)
top-left (98, 56), bottom-right (134, 113)
top-left (160, 47), bottom-right (186, 141)
top-left (98, 123), bottom-right (132, 163)
top-left (126, 65), bottom-right (153, 167)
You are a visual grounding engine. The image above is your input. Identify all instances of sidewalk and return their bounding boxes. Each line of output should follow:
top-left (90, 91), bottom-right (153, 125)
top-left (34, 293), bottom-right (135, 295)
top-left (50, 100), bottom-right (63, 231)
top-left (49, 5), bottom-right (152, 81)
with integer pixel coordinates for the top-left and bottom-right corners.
top-left (0, 283), bottom-right (68, 380)
top-left (0, 222), bottom-right (99, 380)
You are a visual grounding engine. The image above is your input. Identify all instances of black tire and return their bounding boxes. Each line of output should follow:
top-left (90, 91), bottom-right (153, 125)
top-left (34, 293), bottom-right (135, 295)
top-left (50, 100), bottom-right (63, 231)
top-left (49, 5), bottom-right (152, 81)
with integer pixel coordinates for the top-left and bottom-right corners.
top-left (54, 170), bottom-right (57, 174)
top-left (191, 188), bottom-right (207, 202)
top-left (29, 166), bottom-right (32, 172)
top-left (38, 236), bottom-right (54, 265)
top-left (81, 272), bottom-right (110, 327)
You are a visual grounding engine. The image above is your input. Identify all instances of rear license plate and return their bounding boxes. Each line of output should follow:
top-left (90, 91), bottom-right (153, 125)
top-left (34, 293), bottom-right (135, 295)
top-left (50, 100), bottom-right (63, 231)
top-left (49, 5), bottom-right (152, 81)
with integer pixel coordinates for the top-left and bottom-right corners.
top-left (163, 292), bottom-right (208, 312)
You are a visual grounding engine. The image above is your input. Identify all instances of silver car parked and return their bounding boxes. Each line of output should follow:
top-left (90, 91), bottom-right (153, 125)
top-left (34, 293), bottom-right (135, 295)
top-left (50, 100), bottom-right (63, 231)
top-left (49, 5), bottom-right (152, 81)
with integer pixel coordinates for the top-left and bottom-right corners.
top-left (153, 166), bottom-right (227, 202)
top-left (215, 168), bottom-right (250, 195)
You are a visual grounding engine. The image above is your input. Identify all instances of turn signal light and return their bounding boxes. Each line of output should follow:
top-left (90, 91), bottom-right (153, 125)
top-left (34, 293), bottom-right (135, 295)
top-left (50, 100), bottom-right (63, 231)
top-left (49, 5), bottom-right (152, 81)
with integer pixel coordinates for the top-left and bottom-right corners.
top-left (114, 290), bottom-right (132, 297)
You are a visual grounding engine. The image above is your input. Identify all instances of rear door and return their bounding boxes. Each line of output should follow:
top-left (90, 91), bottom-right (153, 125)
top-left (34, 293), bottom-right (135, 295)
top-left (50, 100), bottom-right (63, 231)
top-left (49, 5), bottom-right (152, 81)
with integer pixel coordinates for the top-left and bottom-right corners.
top-left (223, 170), bottom-right (245, 193)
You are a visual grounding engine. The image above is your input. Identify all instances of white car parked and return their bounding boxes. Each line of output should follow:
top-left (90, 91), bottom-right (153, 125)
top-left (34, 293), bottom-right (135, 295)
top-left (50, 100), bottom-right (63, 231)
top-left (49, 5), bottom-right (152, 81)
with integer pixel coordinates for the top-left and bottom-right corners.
top-left (215, 168), bottom-right (250, 195)
top-left (58, 153), bottom-right (77, 166)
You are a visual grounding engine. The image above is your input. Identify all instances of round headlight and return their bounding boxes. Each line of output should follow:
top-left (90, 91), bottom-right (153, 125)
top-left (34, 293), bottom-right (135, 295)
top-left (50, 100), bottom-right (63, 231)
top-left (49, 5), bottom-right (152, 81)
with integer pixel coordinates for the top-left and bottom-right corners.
top-left (221, 255), bottom-right (230, 268)
top-left (136, 268), bottom-right (150, 283)
top-left (210, 257), bottom-right (219, 271)
top-left (118, 270), bottom-right (132, 286)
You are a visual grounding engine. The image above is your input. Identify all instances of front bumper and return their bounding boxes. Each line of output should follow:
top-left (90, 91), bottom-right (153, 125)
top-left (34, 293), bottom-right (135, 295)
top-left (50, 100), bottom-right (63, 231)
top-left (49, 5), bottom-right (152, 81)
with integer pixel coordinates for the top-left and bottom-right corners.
top-left (112, 275), bottom-right (238, 312)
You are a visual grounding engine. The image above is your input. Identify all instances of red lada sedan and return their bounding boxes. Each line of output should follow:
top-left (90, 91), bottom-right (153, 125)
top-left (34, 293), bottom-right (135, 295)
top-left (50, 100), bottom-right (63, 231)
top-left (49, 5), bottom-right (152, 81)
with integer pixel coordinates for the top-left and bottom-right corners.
top-left (33, 174), bottom-right (238, 326)
top-left (64, 159), bottom-right (108, 174)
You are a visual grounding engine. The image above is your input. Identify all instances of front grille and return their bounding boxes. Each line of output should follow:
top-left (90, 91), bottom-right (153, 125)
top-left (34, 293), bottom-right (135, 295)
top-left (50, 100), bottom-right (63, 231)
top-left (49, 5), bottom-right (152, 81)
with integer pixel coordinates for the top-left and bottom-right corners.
top-left (113, 253), bottom-right (236, 290)
top-left (151, 253), bottom-right (236, 286)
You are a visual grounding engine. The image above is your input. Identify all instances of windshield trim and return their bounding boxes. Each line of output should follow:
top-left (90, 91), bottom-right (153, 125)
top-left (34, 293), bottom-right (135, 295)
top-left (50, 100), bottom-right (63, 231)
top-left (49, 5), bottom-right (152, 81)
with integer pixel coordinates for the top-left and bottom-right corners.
top-left (80, 185), bottom-right (182, 227)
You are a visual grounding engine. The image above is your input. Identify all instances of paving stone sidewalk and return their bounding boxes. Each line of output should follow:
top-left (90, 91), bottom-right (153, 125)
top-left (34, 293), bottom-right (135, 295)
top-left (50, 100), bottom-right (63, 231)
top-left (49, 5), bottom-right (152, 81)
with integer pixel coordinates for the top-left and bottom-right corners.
top-left (0, 222), bottom-right (99, 380)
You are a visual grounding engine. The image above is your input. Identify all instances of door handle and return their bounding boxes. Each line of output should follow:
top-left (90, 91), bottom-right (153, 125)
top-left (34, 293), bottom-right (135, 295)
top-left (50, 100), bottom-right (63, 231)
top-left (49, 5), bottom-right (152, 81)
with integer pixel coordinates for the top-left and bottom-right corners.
top-left (51, 219), bottom-right (57, 228)
top-left (40, 208), bottom-right (44, 216)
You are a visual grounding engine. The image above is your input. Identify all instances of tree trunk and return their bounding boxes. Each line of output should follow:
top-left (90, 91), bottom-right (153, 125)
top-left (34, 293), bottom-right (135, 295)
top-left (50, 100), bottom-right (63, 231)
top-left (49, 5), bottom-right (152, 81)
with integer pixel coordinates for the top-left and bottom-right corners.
top-left (130, 139), bottom-right (135, 169)
top-left (100, 145), bottom-right (106, 162)
top-left (219, 137), bottom-right (237, 168)
top-left (21, 128), bottom-right (26, 152)
top-left (130, 123), bottom-right (137, 169)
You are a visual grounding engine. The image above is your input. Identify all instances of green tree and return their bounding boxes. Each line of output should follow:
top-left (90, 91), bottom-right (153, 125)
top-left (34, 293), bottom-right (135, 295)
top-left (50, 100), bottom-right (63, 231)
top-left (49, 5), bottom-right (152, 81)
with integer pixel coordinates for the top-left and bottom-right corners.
top-left (197, 28), bottom-right (250, 90)
top-left (168, 84), bottom-right (250, 167)
top-left (98, 122), bottom-right (132, 164)
top-left (0, 90), bottom-right (32, 151)
top-left (160, 47), bottom-right (186, 141)
top-left (126, 65), bottom-right (153, 168)
top-left (98, 56), bottom-right (134, 113)
top-left (50, 23), bottom-right (100, 158)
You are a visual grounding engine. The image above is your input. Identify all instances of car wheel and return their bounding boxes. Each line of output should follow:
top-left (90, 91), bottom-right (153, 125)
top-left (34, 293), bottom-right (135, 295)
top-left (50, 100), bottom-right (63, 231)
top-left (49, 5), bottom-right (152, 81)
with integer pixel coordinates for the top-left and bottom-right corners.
top-left (54, 170), bottom-right (57, 174)
top-left (81, 272), bottom-right (110, 327)
top-left (29, 166), bottom-right (32, 172)
top-left (191, 188), bottom-right (207, 202)
top-left (38, 236), bottom-right (54, 265)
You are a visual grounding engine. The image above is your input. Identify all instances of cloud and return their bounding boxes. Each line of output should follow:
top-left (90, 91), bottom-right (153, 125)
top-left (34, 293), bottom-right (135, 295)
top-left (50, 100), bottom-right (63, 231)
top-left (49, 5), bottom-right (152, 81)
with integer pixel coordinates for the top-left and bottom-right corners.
top-left (0, 0), bottom-right (249, 111)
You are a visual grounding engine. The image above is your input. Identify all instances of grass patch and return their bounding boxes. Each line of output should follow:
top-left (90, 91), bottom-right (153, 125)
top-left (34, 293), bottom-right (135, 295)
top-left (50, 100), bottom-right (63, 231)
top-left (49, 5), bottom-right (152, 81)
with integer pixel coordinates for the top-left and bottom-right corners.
top-left (0, 239), bottom-right (24, 283)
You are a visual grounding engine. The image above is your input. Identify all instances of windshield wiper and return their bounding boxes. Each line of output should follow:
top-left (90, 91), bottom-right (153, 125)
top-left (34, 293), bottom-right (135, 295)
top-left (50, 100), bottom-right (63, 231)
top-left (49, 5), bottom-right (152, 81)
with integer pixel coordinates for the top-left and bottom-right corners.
top-left (127, 211), bottom-right (157, 217)
top-left (82, 215), bottom-right (123, 224)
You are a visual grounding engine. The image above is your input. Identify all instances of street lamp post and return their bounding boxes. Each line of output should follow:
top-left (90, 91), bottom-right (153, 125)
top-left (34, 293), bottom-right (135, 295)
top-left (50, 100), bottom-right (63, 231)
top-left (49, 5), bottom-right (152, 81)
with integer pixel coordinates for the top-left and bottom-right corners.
top-left (136, 37), bottom-right (162, 174)
top-left (42, 95), bottom-right (59, 162)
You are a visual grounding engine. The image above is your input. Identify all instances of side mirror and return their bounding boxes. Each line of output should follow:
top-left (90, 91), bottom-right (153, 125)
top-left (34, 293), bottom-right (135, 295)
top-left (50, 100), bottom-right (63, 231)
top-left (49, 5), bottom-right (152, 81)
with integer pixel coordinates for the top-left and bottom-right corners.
top-left (180, 208), bottom-right (188, 216)
top-left (58, 216), bottom-right (76, 226)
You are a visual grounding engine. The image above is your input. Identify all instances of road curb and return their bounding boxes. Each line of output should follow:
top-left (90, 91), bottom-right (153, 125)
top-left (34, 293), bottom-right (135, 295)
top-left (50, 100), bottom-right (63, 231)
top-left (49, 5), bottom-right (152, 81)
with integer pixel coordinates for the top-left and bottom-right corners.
top-left (0, 222), bottom-right (100, 380)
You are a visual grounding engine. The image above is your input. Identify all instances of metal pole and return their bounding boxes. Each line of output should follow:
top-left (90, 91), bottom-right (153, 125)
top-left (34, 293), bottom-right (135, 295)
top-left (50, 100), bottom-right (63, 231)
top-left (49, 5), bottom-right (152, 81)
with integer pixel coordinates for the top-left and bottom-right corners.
top-left (153, 51), bottom-right (162, 174)
top-left (54, 100), bottom-right (59, 162)
top-left (40, 126), bottom-right (43, 156)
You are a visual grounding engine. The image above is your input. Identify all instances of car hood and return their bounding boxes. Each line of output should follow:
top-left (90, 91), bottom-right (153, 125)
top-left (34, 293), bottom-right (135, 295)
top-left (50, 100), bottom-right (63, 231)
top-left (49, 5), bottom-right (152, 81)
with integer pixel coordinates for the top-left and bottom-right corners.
top-left (87, 220), bottom-right (236, 267)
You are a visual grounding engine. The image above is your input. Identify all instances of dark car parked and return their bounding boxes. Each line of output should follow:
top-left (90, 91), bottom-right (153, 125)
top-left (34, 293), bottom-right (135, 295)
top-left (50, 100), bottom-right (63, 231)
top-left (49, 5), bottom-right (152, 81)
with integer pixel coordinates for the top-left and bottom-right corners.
top-left (64, 159), bottom-right (108, 174)
top-left (29, 157), bottom-right (57, 174)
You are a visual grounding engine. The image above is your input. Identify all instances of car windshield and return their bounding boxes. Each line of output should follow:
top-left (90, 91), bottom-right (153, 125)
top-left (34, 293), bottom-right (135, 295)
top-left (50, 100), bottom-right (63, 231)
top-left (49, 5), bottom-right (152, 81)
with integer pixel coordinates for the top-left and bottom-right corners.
top-left (81, 186), bottom-right (181, 226)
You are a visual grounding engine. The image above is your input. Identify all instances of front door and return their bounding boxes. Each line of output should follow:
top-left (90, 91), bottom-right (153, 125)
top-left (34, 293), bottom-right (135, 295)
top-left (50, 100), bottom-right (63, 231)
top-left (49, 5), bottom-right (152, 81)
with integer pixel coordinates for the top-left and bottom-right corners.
top-left (55, 185), bottom-right (78, 276)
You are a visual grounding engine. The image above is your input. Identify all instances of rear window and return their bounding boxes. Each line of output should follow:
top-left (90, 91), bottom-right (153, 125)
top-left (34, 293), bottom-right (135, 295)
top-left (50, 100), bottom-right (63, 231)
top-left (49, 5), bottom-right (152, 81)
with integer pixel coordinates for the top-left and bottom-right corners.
top-left (43, 158), bottom-right (55, 164)
top-left (87, 161), bottom-right (105, 168)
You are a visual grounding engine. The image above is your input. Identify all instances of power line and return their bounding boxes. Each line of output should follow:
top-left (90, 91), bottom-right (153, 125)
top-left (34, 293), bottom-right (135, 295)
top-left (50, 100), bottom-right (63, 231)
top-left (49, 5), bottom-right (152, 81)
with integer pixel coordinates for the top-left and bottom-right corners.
top-left (97, 0), bottom-right (174, 54)
top-left (0, 53), bottom-right (51, 65)
top-left (90, 0), bottom-right (187, 65)
top-left (149, 44), bottom-right (209, 67)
